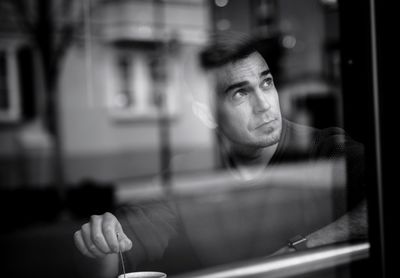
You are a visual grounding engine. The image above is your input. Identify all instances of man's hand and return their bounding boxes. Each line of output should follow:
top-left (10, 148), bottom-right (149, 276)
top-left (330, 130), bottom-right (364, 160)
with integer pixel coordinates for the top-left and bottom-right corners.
top-left (74, 212), bottom-right (133, 258)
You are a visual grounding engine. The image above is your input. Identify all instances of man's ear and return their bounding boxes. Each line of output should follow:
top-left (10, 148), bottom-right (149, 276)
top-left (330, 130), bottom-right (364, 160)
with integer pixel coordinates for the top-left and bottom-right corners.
top-left (192, 101), bottom-right (217, 129)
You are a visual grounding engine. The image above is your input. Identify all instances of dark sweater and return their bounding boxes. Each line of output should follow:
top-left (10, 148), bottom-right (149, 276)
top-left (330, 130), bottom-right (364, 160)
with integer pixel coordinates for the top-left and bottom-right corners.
top-left (119, 119), bottom-right (365, 274)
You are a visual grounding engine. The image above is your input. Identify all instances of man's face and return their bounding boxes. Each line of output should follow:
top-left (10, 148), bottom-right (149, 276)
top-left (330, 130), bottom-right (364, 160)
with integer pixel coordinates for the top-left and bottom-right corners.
top-left (214, 52), bottom-right (282, 150)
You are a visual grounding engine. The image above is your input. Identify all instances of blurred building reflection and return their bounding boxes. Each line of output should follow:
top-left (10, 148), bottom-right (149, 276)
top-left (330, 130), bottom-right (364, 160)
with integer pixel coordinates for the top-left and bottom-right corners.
top-left (0, 0), bottom-right (343, 187)
top-left (0, 1), bottom-right (354, 278)
top-left (0, 0), bottom-right (215, 189)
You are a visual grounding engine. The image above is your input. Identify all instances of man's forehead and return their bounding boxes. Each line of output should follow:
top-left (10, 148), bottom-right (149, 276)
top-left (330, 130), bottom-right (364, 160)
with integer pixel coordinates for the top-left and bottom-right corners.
top-left (215, 52), bottom-right (270, 88)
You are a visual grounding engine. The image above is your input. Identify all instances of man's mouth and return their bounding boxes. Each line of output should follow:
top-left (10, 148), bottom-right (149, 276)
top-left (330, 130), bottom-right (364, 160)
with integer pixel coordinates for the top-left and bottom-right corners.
top-left (255, 118), bottom-right (276, 129)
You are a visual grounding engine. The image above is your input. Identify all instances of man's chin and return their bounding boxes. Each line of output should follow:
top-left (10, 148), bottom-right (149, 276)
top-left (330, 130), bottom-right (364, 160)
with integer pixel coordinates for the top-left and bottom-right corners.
top-left (259, 139), bottom-right (279, 148)
top-left (255, 128), bottom-right (281, 146)
top-left (242, 137), bottom-right (278, 149)
top-left (224, 129), bottom-right (281, 150)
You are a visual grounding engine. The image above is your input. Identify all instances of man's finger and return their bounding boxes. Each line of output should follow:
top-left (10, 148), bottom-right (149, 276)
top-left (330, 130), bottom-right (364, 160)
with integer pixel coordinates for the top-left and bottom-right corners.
top-left (74, 230), bottom-right (96, 258)
top-left (90, 215), bottom-right (112, 254)
top-left (116, 222), bottom-right (133, 252)
top-left (81, 223), bottom-right (107, 258)
top-left (102, 212), bottom-right (119, 252)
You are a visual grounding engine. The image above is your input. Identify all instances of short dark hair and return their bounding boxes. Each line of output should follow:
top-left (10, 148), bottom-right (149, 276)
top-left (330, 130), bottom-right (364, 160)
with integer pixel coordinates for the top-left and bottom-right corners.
top-left (199, 32), bottom-right (259, 70)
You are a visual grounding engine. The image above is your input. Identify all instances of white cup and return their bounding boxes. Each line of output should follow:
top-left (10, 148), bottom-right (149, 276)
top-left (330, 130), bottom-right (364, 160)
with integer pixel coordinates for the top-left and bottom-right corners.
top-left (118, 272), bottom-right (167, 278)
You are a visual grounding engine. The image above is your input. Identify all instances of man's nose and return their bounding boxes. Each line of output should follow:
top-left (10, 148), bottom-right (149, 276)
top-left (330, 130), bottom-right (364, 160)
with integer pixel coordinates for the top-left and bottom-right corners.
top-left (252, 90), bottom-right (271, 113)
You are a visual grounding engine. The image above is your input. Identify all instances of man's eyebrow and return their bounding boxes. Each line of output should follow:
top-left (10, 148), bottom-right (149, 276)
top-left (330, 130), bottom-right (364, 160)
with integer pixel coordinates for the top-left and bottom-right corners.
top-left (260, 69), bottom-right (271, 77)
top-left (224, 81), bottom-right (249, 94)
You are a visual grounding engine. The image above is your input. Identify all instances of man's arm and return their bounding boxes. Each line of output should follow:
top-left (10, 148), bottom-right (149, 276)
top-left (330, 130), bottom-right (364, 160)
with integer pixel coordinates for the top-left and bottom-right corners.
top-left (306, 199), bottom-right (368, 247)
top-left (116, 201), bottom-right (179, 269)
top-left (272, 199), bottom-right (368, 255)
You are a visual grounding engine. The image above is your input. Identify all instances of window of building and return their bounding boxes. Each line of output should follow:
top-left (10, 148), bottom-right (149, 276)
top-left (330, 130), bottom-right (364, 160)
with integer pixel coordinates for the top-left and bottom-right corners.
top-left (107, 42), bottom-right (179, 121)
top-left (0, 44), bottom-right (20, 122)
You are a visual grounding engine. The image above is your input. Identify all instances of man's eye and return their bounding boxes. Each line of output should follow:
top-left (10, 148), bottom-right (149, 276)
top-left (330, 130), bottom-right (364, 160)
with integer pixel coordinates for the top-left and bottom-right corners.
top-left (261, 78), bottom-right (273, 89)
top-left (232, 90), bottom-right (247, 101)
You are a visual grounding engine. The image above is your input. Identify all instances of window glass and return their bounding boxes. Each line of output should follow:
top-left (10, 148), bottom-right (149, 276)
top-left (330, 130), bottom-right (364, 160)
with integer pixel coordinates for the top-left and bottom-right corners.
top-left (0, 1), bottom-right (371, 278)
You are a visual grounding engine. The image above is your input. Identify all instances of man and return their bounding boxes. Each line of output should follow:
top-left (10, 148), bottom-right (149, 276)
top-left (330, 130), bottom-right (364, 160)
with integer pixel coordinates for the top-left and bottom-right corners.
top-left (74, 33), bottom-right (367, 273)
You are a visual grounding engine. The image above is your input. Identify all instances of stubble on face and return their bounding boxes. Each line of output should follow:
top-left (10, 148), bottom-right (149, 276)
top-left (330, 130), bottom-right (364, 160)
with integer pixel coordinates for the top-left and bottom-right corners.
top-left (215, 52), bottom-right (282, 155)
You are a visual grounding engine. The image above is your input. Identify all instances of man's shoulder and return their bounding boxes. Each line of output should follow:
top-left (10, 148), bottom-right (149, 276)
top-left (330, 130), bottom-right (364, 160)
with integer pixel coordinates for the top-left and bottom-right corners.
top-left (285, 119), bottom-right (345, 140)
top-left (281, 119), bottom-right (362, 160)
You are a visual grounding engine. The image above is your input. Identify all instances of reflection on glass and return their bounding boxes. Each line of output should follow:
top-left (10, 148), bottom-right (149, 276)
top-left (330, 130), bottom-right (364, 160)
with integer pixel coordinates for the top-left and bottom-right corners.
top-left (0, 50), bottom-right (9, 110)
top-left (115, 52), bottom-right (134, 109)
top-left (0, 1), bottom-right (369, 278)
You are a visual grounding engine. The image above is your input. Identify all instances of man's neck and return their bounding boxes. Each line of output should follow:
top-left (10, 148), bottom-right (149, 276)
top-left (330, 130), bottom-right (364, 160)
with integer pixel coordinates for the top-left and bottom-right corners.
top-left (231, 143), bottom-right (278, 166)
top-left (226, 142), bottom-right (278, 181)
